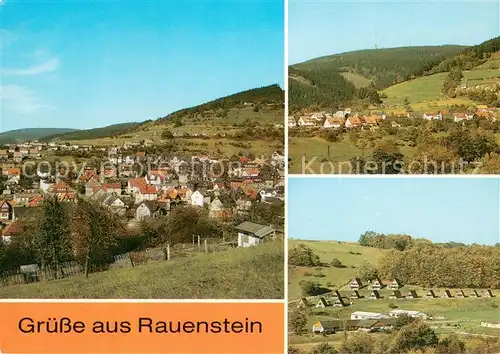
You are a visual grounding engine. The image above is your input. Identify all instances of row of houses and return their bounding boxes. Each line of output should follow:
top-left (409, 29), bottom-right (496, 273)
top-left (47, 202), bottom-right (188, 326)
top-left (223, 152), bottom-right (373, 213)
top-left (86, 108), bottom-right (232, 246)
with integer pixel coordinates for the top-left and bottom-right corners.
top-left (298, 288), bottom-right (496, 311)
top-left (289, 105), bottom-right (500, 129)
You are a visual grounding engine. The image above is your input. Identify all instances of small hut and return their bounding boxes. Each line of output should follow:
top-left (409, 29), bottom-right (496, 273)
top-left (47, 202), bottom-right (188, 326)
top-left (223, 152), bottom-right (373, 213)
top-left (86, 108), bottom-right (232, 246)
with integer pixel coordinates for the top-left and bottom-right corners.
top-left (441, 290), bottom-right (453, 299)
top-left (389, 290), bottom-right (404, 299)
top-left (406, 290), bottom-right (418, 299)
top-left (426, 290), bottom-right (437, 298)
top-left (316, 297), bottom-right (329, 308)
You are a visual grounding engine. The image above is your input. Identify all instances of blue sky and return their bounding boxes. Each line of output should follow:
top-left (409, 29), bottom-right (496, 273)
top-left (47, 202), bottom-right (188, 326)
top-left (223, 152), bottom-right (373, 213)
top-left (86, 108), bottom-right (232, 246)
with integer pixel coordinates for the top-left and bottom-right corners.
top-left (289, 0), bottom-right (500, 64)
top-left (288, 177), bottom-right (500, 245)
top-left (0, 0), bottom-right (284, 131)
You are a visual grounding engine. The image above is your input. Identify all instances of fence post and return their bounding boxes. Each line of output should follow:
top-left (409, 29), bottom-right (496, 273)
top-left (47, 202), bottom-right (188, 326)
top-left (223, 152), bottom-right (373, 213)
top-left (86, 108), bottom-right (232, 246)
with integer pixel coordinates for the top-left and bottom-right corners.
top-left (204, 239), bottom-right (208, 253)
top-left (128, 253), bottom-right (135, 267)
top-left (197, 235), bottom-right (201, 251)
top-left (166, 243), bottom-right (170, 260)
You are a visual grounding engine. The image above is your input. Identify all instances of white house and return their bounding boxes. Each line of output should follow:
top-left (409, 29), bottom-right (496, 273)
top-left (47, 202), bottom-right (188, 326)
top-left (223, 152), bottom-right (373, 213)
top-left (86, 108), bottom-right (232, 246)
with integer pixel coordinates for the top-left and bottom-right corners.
top-left (389, 310), bottom-right (428, 319)
top-left (190, 190), bottom-right (210, 207)
top-left (288, 116), bottom-right (297, 127)
top-left (235, 221), bottom-right (276, 247)
top-left (298, 116), bottom-right (316, 127)
top-left (423, 112), bottom-right (443, 120)
top-left (350, 311), bottom-right (391, 320)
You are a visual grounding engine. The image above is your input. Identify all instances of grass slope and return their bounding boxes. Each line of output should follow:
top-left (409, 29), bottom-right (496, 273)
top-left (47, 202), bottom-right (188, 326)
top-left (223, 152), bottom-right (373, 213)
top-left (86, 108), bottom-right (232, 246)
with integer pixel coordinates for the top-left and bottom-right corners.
top-left (382, 67), bottom-right (500, 109)
top-left (0, 242), bottom-right (284, 299)
top-left (288, 239), bottom-right (386, 299)
top-left (0, 128), bottom-right (77, 144)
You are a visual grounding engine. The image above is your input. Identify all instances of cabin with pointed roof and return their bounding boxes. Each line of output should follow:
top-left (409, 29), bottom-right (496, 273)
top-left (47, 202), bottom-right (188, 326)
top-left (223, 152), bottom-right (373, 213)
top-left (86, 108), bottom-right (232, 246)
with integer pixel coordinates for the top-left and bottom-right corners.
top-left (470, 290), bottom-right (480, 298)
top-left (387, 278), bottom-right (402, 290)
top-left (369, 290), bottom-right (381, 299)
top-left (370, 277), bottom-right (384, 290)
top-left (297, 298), bottom-right (309, 309)
top-left (456, 289), bottom-right (466, 298)
top-left (332, 290), bottom-right (342, 298)
top-left (484, 289), bottom-right (494, 298)
top-left (441, 290), bottom-right (453, 298)
top-left (406, 290), bottom-right (418, 299)
top-left (350, 290), bottom-right (362, 299)
top-left (350, 278), bottom-right (363, 290)
top-left (333, 297), bottom-right (348, 307)
top-left (426, 290), bottom-right (437, 298)
top-left (316, 297), bottom-right (330, 308)
top-left (389, 290), bottom-right (404, 299)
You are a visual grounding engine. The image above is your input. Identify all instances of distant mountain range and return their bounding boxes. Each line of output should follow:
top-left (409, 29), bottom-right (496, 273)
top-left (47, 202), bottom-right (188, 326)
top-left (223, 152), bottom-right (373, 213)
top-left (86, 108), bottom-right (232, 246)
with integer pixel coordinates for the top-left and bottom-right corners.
top-left (0, 128), bottom-right (77, 145)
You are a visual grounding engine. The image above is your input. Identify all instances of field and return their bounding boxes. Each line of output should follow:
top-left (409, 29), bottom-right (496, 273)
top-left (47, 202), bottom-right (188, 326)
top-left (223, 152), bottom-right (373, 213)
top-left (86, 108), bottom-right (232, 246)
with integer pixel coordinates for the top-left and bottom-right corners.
top-left (288, 239), bottom-right (386, 299)
top-left (288, 239), bottom-right (500, 348)
top-left (0, 241), bottom-right (284, 299)
top-left (381, 65), bottom-right (500, 110)
top-left (288, 137), bottom-right (418, 174)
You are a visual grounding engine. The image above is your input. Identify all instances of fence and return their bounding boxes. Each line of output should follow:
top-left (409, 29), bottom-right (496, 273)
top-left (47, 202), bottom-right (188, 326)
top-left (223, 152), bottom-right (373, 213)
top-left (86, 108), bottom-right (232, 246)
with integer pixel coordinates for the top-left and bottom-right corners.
top-left (0, 240), bottom-right (235, 287)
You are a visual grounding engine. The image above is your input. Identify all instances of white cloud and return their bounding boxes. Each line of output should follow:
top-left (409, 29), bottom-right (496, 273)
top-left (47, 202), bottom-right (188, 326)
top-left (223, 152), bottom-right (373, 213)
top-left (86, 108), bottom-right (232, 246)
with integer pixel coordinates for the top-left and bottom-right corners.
top-left (1, 57), bottom-right (60, 76)
top-left (0, 29), bottom-right (18, 50)
top-left (0, 84), bottom-right (54, 115)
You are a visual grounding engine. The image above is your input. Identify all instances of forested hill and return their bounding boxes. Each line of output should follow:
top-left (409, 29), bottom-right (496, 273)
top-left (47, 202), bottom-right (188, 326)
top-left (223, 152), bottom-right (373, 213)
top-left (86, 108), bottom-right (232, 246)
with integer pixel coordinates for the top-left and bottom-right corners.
top-left (0, 128), bottom-right (77, 144)
top-left (427, 36), bottom-right (500, 73)
top-left (155, 84), bottom-right (284, 125)
top-left (39, 123), bottom-right (140, 142)
top-left (289, 45), bottom-right (466, 110)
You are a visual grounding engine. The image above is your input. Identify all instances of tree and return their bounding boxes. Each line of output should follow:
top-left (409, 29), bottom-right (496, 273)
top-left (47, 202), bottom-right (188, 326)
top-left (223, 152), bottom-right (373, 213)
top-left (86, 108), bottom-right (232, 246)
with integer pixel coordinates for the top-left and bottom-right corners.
top-left (289, 245), bottom-right (320, 267)
top-left (163, 206), bottom-right (222, 245)
top-left (393, 314), bottom-right (416, 329)
top-left (289, 310), bottom-right (308, 335)
top-left (358, 262), bottom-right (379, 281)
top-left (331, 258), bottom-right (344, 268)
top-left (71, 196), bottom-right (122, 277)
top-left (161, 129), bottom-right (174, 139)
top-left (300, 280), bottom-right (325, 296)
top-left (311, 342), bottom-right (338, 354)
top-left (339, 331), bottom-right (375, 354)
top-left (34, 195), bottom-right (72, 278)
top-left (389, 320), bottom-right (438, 353)
top-left (436, 335), bottom-right (466, 354)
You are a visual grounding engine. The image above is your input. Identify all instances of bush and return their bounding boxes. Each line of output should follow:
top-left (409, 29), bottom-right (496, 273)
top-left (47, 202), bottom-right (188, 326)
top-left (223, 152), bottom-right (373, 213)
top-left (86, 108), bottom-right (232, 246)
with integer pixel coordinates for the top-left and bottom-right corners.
top-left (300, 280), bottom-right (326, 296)
top-left (331, 258), bottom-right (345, 268)
top-left (289, 245), bottom-right (321, 267)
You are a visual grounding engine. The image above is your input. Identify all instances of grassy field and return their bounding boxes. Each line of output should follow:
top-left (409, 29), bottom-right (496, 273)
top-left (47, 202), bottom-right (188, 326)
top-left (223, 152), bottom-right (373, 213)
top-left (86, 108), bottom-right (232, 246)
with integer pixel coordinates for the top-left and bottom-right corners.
top-left (0, 242), bottom-right (284, 299)
top-left (288, 240), bottom-right (386, 299)
top-left (288, 239), bottom-right (500, 350)
top-left (288, 137), bottom-right (417, 174)
top-left (381, 63), bottom-right (500, 109)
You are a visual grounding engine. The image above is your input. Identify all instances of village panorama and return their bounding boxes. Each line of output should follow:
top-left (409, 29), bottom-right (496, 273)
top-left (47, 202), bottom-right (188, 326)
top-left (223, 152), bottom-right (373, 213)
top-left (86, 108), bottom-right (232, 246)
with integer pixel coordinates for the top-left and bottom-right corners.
top-left (0, 88), bottom-right (285, 299)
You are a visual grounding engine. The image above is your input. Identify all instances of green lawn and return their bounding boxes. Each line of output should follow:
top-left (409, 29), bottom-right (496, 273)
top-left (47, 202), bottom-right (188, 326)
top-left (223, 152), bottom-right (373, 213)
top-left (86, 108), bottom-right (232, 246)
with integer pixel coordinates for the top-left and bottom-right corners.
top-left (382, 72), bottom-right (450, 106)
top-left (288, 136), bottom-right (417, 175)
top-left (288, 240), bottom-right (386, 299)
top-left (0, 242), bottom-right (284, 299)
